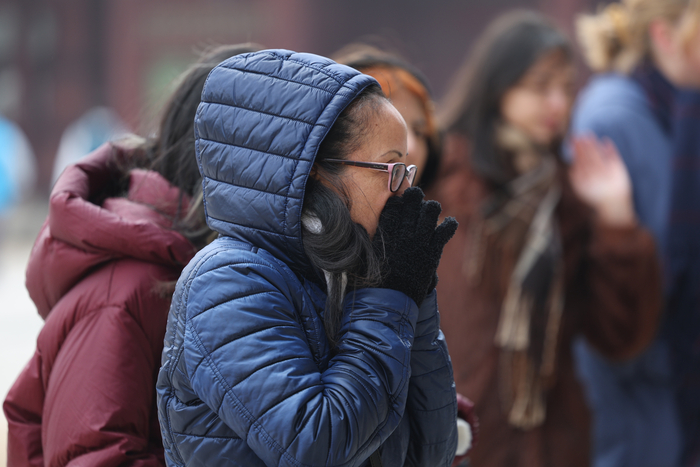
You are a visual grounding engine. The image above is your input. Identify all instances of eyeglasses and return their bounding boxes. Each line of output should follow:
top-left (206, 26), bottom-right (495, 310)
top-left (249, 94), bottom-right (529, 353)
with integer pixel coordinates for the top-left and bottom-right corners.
top-left (324, 159), bottom-right (417, 192)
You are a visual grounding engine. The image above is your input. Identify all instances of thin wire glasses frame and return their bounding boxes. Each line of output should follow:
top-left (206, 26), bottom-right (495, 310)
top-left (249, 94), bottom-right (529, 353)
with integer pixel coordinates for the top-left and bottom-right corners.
top-left (324, 159), bottom-right (417, 192)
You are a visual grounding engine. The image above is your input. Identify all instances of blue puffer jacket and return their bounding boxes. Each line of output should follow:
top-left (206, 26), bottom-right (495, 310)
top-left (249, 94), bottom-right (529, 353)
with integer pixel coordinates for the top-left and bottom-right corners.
top-left (156, 50), bottom-right (457, 467)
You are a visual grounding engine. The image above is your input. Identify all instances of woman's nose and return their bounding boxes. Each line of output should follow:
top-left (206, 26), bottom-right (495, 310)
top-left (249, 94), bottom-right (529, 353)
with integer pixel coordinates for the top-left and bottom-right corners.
top-left (394, 174), bottom-right (412, 196)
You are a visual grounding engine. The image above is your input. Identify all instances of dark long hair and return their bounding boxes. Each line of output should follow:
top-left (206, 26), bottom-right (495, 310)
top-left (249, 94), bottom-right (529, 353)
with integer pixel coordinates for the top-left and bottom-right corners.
top-left (142, 43), bottom-right (263, 249)
top-left (439, 10), bottom-right (572, 187)
top-left (302, 84), bottom-right (387, 345)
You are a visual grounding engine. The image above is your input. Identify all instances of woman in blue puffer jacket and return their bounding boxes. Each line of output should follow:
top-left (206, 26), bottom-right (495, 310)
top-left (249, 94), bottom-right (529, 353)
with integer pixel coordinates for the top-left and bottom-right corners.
top-left (156, 49), bottom-right (459, 466)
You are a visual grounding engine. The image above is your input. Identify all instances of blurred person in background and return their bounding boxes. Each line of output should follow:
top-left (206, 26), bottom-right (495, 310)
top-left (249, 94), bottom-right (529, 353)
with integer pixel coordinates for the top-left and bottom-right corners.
top-left (432, 10), bottom-right (663, 467)
top-left (0, 116), bottom-right (36, 217)
top-left (334, 43), bottom-right (478, 463)
top-left (571, 0), bottom-right (700, 465)
top-left (157, 49), bottom-right (458, 467)
top-left (51, 106), bottom-right (130, 187)
top-left (2, 43), bottom-right (260, 467)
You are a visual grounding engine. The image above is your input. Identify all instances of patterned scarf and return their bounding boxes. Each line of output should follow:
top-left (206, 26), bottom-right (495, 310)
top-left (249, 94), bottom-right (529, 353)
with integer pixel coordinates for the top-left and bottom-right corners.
top-left (467, 125), bottom-right (565, 429)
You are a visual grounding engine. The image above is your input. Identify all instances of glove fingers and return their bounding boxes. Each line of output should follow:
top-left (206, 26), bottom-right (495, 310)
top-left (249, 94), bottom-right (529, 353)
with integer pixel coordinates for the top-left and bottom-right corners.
top-left (422, 217), bottom-right (457, 280)
top-left (431, 217), bottom-right (458, 253)
top-left (401, 186), bottom-right (425, 204)
top-left (372, 188), bottom-right (450, 306)
top-left (374, 195), bottom-right (405, 253)
top-left (398, 187), bottom-right (425, 231)
top-left (416, 200), bottom-right (442, 239)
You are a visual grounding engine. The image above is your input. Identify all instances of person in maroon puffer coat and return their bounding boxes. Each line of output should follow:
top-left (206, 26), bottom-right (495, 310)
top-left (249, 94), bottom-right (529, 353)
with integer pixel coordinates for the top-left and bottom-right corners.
top-left (3, 44), bottom-right (260, 467)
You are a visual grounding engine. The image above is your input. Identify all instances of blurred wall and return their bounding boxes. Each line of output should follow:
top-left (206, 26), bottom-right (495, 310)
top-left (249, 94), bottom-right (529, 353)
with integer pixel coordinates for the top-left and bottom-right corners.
top-left (2, 0), bottom-right (601, 196)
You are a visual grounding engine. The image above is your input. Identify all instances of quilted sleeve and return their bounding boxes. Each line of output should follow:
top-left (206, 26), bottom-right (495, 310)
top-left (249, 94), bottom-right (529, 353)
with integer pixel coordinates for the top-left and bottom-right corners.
top-left (403, 290), bottom-right (458, 466)
top-left (182, 250), bottom-right (420, 467)
top-left (6, 305), bottom-right (164, 467)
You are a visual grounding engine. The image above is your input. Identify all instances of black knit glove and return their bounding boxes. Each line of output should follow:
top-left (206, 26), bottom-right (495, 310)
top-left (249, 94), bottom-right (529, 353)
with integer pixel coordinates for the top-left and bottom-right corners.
top-left (372, 187), bottom-right (458, 306)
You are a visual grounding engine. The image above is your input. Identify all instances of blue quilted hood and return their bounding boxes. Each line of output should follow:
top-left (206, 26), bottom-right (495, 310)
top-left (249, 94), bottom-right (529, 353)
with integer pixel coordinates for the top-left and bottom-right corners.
top-left (195, 49), bottom-right (378, 268)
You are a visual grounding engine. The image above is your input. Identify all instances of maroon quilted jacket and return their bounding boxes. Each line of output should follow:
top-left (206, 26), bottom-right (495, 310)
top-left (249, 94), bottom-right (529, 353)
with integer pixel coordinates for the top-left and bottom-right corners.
top-left (3, 142), bottom-right (196, 467)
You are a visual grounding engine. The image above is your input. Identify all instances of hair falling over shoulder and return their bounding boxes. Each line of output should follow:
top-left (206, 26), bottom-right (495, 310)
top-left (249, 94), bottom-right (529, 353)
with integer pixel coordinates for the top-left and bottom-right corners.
top-left (302, 85), bottom-right (388, 346)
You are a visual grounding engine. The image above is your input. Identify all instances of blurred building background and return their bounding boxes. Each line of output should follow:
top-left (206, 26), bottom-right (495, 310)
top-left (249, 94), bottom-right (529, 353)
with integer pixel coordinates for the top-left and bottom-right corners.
top-left (0, 1), bottom-right (607, 465)
top-left (2, 0), bottom-right (606, 196)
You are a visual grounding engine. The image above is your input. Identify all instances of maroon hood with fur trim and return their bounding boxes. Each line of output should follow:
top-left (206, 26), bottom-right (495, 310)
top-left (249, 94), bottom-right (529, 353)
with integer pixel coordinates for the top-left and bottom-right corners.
top-left (26, 142), bottom-right (196, 319)
top-left (5, 141), bottom-right (198, 467)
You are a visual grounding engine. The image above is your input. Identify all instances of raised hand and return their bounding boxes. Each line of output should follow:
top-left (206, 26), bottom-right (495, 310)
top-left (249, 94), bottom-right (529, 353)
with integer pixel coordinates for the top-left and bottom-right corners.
top-left (569, 135), bottom-right (636, 227)
top-left (372, 187), bottom-right (458, 306)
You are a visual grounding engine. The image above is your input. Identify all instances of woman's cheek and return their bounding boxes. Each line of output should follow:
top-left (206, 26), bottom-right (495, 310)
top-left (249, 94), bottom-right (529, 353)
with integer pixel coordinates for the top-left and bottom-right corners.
top-left (408, 138), bottom-right (429, 182)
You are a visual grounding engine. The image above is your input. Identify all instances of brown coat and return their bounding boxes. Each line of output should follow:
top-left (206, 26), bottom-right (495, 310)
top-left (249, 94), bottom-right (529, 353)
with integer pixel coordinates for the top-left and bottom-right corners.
top-left (429, 133), bottom-right (663, 467)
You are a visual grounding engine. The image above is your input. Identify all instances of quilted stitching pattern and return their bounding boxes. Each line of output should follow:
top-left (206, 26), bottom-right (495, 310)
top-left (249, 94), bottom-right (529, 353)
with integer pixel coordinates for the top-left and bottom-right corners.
top-left (156, 50), bottom-right (457, 467)
top-left (195, 49), bottom-right (376, 268)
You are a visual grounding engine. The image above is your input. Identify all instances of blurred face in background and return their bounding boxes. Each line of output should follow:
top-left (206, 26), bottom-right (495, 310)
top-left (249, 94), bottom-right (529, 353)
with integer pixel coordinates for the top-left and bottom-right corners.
top-left (685, 25), bottom-right (700, 86)
top-left (500, 49), bottom-right (575, 145)
top-left (388, 85), bottom-right (430, 182)
top-left (650, 12), bottom-right (700, 88)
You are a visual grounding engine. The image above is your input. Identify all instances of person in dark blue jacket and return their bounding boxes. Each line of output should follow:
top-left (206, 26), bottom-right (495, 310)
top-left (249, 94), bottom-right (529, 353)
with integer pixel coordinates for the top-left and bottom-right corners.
top-left (571, 1), bottom-right (700, 465)
top-left (156, 49), bottom-right (459, 467)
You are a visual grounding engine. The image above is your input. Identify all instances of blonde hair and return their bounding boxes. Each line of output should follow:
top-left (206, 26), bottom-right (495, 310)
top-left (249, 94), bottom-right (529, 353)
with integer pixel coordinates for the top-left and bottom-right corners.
top-left (577, 0), bottom-right (700, 72)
